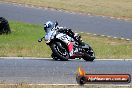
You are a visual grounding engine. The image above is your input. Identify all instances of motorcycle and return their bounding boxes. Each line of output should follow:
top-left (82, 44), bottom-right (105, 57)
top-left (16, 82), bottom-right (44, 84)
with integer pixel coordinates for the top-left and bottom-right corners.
top-left (38, 22), bottom-right (95, 61)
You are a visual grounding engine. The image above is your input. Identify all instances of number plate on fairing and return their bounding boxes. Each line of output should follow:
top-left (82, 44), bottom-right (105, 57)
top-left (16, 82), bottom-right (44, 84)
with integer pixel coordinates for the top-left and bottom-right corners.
top-left (56, 33), bottom-right (70, 44)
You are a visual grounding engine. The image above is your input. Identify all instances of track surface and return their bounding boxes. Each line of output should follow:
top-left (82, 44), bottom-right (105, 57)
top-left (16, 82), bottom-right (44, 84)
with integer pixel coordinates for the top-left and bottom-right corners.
top-left (0, 2), bottom-right (132, 39)
top-left (0, 58), bottom-right (132, 84)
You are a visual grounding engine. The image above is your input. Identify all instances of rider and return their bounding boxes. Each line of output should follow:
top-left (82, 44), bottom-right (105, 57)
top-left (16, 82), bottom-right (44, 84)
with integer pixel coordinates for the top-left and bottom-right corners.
top-left (44, 21), bottom-right (84, 46)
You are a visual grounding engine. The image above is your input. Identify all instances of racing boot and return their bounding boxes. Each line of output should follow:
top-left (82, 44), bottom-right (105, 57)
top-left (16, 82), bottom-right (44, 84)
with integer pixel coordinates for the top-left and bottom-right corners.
top-left (74, 33), bottom-right (85, 46)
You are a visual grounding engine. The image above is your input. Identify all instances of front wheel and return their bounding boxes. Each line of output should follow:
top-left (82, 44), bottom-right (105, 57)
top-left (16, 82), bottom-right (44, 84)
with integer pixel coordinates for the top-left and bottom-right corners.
top-left (50, 42), bottom-right (69, 61)
top-left (51, 53), bottom-right (58, 61)
top-left (83, 46), bottom-right (95, 61)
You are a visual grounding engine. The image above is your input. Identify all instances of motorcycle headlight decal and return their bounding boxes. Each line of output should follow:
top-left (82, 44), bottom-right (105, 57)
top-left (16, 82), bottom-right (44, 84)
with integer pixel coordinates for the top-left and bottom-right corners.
top-left (45, 40), bottom-right (50, 44)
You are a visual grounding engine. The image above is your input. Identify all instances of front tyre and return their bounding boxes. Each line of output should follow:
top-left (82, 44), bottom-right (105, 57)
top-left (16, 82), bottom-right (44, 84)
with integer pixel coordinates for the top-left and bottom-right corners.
top-left (50, 42), bottom-right (69, 61)
top-left (51, 53), bottom-right (58, 61)
top-left (83, 46), bottom-right (95, 61)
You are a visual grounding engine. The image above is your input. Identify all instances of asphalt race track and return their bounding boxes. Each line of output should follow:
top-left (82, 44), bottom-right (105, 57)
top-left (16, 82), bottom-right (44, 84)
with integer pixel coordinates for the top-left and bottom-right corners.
top-left (0, 58), bottom-right (132, 84)
top-left (0, 2), bottom-right (132, 39)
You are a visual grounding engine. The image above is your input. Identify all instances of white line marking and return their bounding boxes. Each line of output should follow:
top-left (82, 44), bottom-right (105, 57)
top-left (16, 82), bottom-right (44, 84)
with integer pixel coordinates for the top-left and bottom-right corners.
top-left (117, 18), bottom-right (121, 20)
top-left (96, 59), bottom-right (132, 61)
top-left (107, 36), bottom-right (111, 38)
top-left (24, 4), bottom-right (29, 7)
top-left (102, 16), bottom-right (106, 18)
top-left (0, 57), bottom-right (132, 60)
top-left (28, 84), bottom-right (132, 87)
top-left (101, 35), bottom-right (105, 37)
top-left (93, 34), bottom-right (97, 36)
top-left (113, 37), bottom-right (117, 39)
top-left (87, 14), bottom-right (91, 15)
top-left (87, 33), bottom-right (91, 35)
top-left (0, 83), bottom-right (131, 87)
top-left (126, 39), bottom-right (131, 41)
top-left (110, 17), bottom-right (114, 19)
top-left (38, 7), bottom-right (42, 9)
top-left (121, 38), bottom-right (125, 40)
top-left (29, 84), bottom-right (78, 86)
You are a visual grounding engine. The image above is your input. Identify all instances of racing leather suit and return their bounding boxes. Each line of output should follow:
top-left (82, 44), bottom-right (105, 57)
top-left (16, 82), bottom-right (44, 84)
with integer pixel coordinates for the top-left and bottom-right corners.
top-left (57, 27), bottom-right (84, 46)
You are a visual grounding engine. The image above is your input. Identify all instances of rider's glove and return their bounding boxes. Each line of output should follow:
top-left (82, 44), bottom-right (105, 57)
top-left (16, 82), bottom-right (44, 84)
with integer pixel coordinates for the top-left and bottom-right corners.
top-left (74, 33), bottom-right (79, 37)
top-left (74, 33), bottom-right (81, 40)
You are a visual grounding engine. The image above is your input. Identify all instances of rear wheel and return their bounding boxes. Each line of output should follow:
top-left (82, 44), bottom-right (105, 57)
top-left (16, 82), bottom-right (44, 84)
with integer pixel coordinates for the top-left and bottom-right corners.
top-left (83, 46), bottom-right (95, 61)
top-left (50, 42), bottom-right (69, 61)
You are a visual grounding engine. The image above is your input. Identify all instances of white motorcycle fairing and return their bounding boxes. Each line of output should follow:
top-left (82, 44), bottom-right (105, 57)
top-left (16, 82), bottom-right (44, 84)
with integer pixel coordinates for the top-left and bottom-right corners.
top-left (55, 33), bottom-right (74, 56)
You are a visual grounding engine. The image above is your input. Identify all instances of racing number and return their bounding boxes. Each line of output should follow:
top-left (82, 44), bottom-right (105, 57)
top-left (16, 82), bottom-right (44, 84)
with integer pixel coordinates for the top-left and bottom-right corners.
top-left (60, 35), bottom-right (68, 40)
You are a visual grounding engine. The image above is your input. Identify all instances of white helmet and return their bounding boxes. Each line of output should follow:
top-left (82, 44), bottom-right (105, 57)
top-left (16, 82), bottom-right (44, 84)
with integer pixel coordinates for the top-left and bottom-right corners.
top-left (44, 21), bottom-right (54, 32)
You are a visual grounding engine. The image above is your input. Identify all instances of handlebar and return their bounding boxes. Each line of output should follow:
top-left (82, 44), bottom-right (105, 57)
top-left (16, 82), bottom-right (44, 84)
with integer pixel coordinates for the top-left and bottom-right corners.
top-left (38, 37), bottom-right (44, 42)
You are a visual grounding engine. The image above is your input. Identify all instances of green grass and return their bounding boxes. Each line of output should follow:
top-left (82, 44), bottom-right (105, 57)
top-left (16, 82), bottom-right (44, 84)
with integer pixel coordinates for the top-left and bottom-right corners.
top-left (0, 21), bottom-right (132, 59)
top-left (0, 21), bottom-right (51, 57)
top-left (1, 0), bottom-right (132, 19)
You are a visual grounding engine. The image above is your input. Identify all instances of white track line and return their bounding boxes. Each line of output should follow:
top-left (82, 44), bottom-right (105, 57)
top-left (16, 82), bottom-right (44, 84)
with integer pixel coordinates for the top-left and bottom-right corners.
top-left (0, 83), bottom-right (131, 87)
top-left (0, 57), bottom-right (132, 60)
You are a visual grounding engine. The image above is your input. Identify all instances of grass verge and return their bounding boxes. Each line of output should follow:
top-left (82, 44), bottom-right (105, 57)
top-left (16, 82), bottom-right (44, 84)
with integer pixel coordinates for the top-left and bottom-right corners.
top-left (1, 0), bottom-right (132, 19)
top-left (0, 21), bottom-right (131, 59)
top-left (0, 83), bottom-right (131, 88)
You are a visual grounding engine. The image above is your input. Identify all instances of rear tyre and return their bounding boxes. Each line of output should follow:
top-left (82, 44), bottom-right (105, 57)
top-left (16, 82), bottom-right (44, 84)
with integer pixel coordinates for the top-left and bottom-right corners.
top-left (83, 46), bottom-right (95, 61)
top-left (50, 42), bottom-right (69, 61)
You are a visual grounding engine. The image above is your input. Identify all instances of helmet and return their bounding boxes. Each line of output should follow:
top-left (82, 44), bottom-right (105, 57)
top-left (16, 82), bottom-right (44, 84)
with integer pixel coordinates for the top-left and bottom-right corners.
top-left (44, 21), bottom-right (54, 32)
